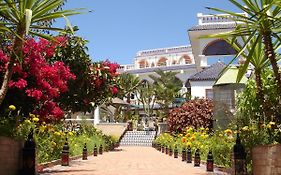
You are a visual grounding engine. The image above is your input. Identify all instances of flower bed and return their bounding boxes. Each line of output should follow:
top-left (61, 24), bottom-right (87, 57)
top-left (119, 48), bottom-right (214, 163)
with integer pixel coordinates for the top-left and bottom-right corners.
top-left (154, 127), bottom-right (234, 168)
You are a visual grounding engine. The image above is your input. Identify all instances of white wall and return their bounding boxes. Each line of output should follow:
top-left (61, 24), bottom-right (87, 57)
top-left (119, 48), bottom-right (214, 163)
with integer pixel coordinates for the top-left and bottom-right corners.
top-left (190, 80), bottom-right (215, 98)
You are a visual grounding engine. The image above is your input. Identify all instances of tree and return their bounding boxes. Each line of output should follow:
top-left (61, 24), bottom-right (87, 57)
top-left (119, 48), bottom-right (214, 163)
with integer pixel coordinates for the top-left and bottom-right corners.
top-left (117, 73), bottom-right (140, 103)
top-left (206, 0), bottom-right (281, 97)
top-left (149, 70), bottom-right (182, 117)
top-left (0, 0), bottom-right (81, 105)
top-left (225, 35), bottom-right (280, 121)
top-left (53, 36), bottom-right (93, 112)
top-left (136, 80), bottom-right (156, 118)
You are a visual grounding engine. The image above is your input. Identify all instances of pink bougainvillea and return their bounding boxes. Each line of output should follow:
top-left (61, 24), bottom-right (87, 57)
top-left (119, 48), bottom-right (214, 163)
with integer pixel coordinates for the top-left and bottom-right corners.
top-left (0, 37), bottom-right (75, 121)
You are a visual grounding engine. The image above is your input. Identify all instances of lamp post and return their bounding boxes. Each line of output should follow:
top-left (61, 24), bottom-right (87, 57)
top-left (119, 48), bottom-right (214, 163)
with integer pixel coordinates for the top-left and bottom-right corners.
top-left (186, 145), bottom-right (192, 163)
top-left (233, 133), bottom-right (247, 175)
top-left (206, 150), bottom-right (214, 172)
top-left (169, 146), bottom-right (173, 156)
top-left (194, 149), bottom-right (200, 167)
top-left (61, 138), bottom-right (70, 166)
top-left (93, 144), bottom-right (98, 156)
top-left (99, 144), bottom-right (103, 155)
top-left (182, 147), bottom-right (186, 161)
top-left (22, 129), bottom-right (36, 175)
top-left (82, 143), bottom-right (87, 160)
top-left (174, 145), bottom-right (178, 158)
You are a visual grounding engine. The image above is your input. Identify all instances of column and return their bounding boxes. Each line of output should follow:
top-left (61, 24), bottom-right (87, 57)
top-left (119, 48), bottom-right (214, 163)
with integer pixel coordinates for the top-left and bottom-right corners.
top-left (94, 106), bottom-right (100, 125)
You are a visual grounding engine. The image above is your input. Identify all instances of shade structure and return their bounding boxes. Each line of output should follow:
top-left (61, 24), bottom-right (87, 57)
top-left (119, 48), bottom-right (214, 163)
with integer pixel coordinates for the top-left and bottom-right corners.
top-left (215, 66), bottom-right (248, 85)
top-left (111, 97), bottom-right (130, 106)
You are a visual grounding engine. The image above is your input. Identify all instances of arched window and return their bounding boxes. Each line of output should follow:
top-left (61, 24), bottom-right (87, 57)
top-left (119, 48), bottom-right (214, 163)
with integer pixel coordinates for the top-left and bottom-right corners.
top-left (139, 59), bottom-right (149, 68)
top-left (157, 57), bottom-right (167, 66)
top-left (203, 39), bottom-right (237, 56)
top-left (151, 62), bottom-right (155, 67)
top-left (179, 55), bottom-right (192, 64)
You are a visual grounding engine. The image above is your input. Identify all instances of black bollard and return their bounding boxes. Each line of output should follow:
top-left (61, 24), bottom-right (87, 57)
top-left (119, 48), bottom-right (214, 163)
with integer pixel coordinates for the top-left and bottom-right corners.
top-left (174, 146), bottom-right (178, 158)
top-left (99, 144), bottom-right (103, 155)
top-left (186, 146), bottom-right (192, 163)
top-left (93, 144), bottom-right (98, 156)
top-left (61, 138), bottom-right (70, 166)
top-left (161, 145), bottom-right (165, 153)
top-left (233, 133), bottom-right (247, 175)
top-left (165, 146), bottom-right (169, 154)
top-left (22, 129), bottom-right (36, 175)
top-left (82, 143), bottom-right (87, 160)
top-left (206, 150), bottom-right (214, 172)
top-left (194, 149), bottom-right (200, 167)
top-left (182, 147), bottom-right (187, 161)
top-left (169, 146), bottom-right (173, 156)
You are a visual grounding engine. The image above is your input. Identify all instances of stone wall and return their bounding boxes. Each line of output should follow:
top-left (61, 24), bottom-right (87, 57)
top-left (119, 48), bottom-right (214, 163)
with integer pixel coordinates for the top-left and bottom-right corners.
top-left (0, 136), bottom-right (23, 175)
top-left (96, 123), bottom-right (127, 138)
top-left (252, 144), bottom-right (281, 175)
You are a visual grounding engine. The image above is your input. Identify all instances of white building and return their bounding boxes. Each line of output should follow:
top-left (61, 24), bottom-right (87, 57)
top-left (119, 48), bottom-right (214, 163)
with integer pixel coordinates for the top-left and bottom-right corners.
top-left (118, 12), bottom-right (247, 103)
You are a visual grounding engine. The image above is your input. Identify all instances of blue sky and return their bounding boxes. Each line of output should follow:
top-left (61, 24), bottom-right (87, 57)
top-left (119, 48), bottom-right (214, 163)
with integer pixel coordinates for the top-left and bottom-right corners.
top-left (57, 0), bottom-right (240, 65)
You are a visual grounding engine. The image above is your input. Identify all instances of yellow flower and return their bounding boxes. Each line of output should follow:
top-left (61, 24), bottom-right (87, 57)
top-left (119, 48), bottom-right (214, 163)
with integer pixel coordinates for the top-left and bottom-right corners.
top-left (242, 126), bottom-right (249, 131)
top-left (54, 131), bottom-right (61, 136)
top-left (24, 119), bottom-right (31, 124)
top-left (32, 117), bottom-right (39, 122)
top-left (68, 131), bottom-right (74, 136)
top-left (269, 121), bottom-right (275, 125)
top-left (224, 129), bottom-right (233, 135)
top-left (29, 113), bottom-right (36, 118)
top-left (190, 135), bottom-right (196, 141)
top-left (51, 141), bottom-right (56, 147)
top-left (8, 105), bottom-right (16, 111)
top-left (186, 142), bottom-right (192, 147)
top-left (181, 137), bottom-right (187, 143)
top-left (219, 134), bottom-right (223, 137)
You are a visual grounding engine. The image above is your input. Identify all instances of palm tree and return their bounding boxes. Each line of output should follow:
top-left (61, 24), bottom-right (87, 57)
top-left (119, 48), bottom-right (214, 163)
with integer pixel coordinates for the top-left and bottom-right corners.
top-left (226, 35), bottom-right (280, 121)
top-left (205, 0), bottom-right (281, 96)
top-left (0, 0), bottom-right (81, 105)
top-left (136, 80), bottom-right (156, 118)
top-left (118, 73), bottom-right (140, 103)
top-left (149, 69), bottom-right (182, 117)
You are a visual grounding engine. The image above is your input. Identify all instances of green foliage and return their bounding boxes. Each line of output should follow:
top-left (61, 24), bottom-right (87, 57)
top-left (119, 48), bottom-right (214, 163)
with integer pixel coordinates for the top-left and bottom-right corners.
top-left (14, 118), bottom-right (116, 163)
top-left (167, 99), bottom-right (214, 133)
top-left (235, 69), bottom-right (281, 173)
top-left (54, 36), bottom-right (92, 112)
top-left (150, 70), bottom-right (182, 116)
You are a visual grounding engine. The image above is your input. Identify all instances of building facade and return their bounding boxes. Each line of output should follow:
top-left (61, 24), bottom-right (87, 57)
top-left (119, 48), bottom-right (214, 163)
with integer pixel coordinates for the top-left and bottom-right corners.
top-left (117, 12), bottom-right (246, 103)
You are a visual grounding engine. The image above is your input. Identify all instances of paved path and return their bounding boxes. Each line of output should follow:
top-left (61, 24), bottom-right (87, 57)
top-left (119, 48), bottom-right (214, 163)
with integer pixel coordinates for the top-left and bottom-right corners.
top-left (41, 147), bottom-right (228, 175)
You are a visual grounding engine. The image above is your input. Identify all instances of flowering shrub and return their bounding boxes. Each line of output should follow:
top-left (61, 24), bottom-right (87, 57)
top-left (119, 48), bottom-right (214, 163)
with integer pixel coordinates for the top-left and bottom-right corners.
top-left (167, 99), bottom-right (214, 133)
top-left (15, 116), bottom-right (118, 163)
top-left (155, 127), bottom-right (234, 167)
top-left (53, 36), bottom-right (121, 112)
top-left (0, 37), bottom-right (75, 121)
top-left (89, 60), bottom-right (120, 106)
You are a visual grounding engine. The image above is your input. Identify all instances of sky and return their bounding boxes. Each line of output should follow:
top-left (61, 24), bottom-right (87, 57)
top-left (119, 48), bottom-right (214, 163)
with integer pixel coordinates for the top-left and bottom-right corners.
top-left (56, 0), bottom-right (240, 65)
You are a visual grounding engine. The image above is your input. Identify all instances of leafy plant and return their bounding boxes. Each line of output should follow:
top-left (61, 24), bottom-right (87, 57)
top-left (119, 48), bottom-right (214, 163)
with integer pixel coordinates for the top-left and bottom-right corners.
top-left (167, 99), bottom-right (214, 133)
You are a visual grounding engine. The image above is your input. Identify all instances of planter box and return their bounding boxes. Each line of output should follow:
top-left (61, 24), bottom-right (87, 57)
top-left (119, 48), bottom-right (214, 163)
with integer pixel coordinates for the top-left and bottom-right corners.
top-left (252, 144), bottom-right (281, 175)
top-left (0, 136), bottom-right (24, 175)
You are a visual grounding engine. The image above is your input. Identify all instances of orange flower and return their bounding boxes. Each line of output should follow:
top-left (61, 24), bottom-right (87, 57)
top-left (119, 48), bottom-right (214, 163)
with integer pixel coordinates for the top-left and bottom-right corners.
top-left (181, 137), bottom-right (187, 143)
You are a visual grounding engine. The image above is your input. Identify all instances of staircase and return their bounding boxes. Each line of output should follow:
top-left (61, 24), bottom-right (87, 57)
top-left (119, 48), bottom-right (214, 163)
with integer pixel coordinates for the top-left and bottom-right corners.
top-left (120, 131), bottom-right (156, 146)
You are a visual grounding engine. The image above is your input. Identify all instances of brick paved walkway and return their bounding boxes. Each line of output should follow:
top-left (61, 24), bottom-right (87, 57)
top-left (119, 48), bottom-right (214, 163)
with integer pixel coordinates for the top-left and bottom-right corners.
top-left (41, 147), bottom-right (228, 175)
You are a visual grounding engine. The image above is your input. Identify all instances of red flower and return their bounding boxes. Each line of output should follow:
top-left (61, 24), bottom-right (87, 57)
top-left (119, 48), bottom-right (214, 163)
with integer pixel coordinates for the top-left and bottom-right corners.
top-left (111, 86), bottom-right (118, 95)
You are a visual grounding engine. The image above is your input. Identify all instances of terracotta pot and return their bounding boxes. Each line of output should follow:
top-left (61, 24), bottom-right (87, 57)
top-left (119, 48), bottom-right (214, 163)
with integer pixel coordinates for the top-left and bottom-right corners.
top-left (0, 136), bottom-right (24, 175)
top-left (252, 144), bottom-right (281, 175)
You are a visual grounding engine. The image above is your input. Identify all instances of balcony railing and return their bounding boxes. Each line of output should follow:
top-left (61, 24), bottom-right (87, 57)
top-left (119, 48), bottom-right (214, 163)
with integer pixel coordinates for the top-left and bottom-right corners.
top-left (197, 13), bottom-right (247, 25)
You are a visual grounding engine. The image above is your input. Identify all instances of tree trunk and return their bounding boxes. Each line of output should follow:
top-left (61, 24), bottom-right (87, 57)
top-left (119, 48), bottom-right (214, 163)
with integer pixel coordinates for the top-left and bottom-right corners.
top-left (262, 32), bottom-right (281, 95)
top-left (0, 27), bottom-right (25, 106)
